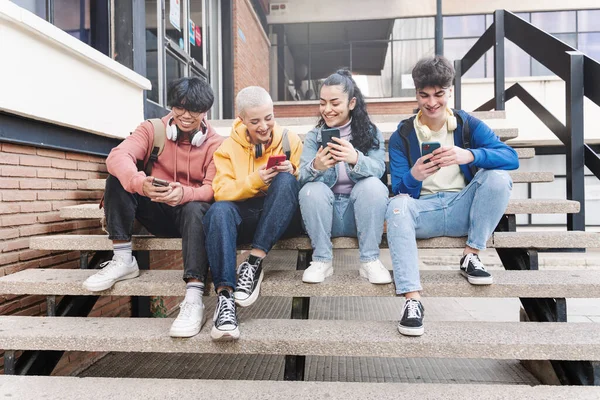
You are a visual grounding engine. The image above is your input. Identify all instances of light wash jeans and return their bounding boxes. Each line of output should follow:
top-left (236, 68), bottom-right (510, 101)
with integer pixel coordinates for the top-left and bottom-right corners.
top-left (386, 169), bottom-right (513, 294)
top-left (299, 177), bottom-right (389, 263)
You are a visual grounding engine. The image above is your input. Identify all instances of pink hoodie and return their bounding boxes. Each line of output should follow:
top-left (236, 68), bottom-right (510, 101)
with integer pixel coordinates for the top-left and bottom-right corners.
top-left (106, 113), bottom-right (224, 204)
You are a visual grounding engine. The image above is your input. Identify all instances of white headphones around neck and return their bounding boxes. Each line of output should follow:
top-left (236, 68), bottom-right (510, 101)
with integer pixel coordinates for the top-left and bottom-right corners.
top-left (167, 118), bottom-right (208, 147)
top-left (416, 109), bottom-right (457, 140)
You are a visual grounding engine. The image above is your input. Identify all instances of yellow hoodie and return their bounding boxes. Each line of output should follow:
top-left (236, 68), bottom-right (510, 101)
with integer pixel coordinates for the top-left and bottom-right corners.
top-left (212, 118), bottom-right (303, 202)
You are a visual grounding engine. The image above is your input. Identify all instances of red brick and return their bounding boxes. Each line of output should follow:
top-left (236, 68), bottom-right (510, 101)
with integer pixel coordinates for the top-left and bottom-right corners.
top-left (0, 300), bottom-right (20, 314)
top-left (88, 172), bottom-right (109, 179)
top-left (76, 220), bottom-right (100, 229)
top-left (37, 168), bottom-right (65, 179)
top-left (51, 200), bottom-right (78, 211)
top-left (2, 143), bottom-right (36, 155)
top-left (37, 191), bottom-right (68, 201)
top-left (51, 159), bottom-right (78, 170)
top-left (19, 249), bottom-right (51, 261)
top-left (0, 228), bottom-right (19, 240)
top-left (65, 170), bottom-right (89, 180)
top-left (19, 224), bottom-right (52, 237)
top-left (19, 202), bottom-right (52, 213)
top-left (0, 203), bottom-right (20, 215)
top-left (66, 153), bottom-right (91, 162)
top-left (4, 259), bottom-right (41, 275)
top-left (2, 238), bottom-right (29, 252)
top-left (13, 304), bottom-right (42, 316)
top-left (37, 148), bottom-right (65, 159)
top-left (37, 212), bottom-right (63, 223)
top-left (0, 153), bottom-right (19, 165)
top-left (0, 253), bottom-right (19, 266)
top-left (1, 214), bottom-right (36, 227)
top-left (19, 295), bottom-right (44, 308)
top-left (40, 253), bottom-right (69, 267)
top-left (51, 180), bottom-right (78, 190)
top-left (1, 165), bottom-right (37, 178)
top-left (19, 180), bottom-right (52, 190)
top-left (1, 191), bottom-right (37, 202)
top-left (0, 178), bottom-right (19, 189)
top-left (77, 162), bottom-right (102, 172)
top-left (88, 155), bottom-right (107, 164)
top-left (19, 155), bottom-right (52, 167)
top-left (51, 221), bottom-right (77, 233)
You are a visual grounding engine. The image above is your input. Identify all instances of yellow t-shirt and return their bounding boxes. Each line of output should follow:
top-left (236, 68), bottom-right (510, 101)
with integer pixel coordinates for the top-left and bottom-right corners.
top-left (414, 111), bottom-right (466, 196)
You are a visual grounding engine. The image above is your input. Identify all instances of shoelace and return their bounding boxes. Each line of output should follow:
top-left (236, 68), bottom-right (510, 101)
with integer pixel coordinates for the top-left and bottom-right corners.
top-left (404, 300), bottom-right (422, 319)
top-left (467, 254), bottom-right (487, 271)
top-left (310, 262), bottom-right (328, 271)
top-left (177, 302), bottom-right (195, 319)
top-left (216, 295), bottom-right (237, 327)
top-left (95, 258), bottom-right (125, 276)
top-left (237, 261), bottom-right (257, 292)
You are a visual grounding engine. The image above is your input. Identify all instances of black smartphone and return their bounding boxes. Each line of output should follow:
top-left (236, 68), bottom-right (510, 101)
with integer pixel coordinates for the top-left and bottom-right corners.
top-left (152, 178), bottom-right (170, 187)
top-left (421, 142), bottom-right (441, 164)
top-left (321, 128), bottom-right (341, 148)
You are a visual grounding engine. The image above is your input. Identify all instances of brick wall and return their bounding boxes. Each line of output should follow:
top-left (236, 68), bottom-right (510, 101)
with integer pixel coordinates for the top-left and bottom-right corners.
top-left (0, 142), bottom-right (184, 375)
top-left (274, 99), bottom-right (419, 118)
top-left (233, 0), bottom-right (270, 108)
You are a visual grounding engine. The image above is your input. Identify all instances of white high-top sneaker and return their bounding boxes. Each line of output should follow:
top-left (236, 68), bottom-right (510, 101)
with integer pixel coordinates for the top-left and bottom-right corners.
top-left (302, 261), bottom-right (333, 283)
top-left (359, 259), bottom-right (392, 284)
top-left (82, 256), bottom-right (139, 291)
top-left (169, 301), bottom-right (206, 338)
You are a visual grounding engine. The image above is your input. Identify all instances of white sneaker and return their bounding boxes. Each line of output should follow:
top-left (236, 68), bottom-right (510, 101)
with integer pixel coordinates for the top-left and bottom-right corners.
top-left (169, 301), bottom-right (206, 338)
top-left (82, 256), bottom-right (139, 292)
top-left (302, 261), bottom-right (333, 283)
top-left (359, 259), bottom-right (392, 284)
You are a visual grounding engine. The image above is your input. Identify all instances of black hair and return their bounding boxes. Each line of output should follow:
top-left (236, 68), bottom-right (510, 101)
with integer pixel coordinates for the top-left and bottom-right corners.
top-left (317, 69), bottom-right (379, 154)
top-left (412, 56), bottom-right (455, 90)
top-left (167, 77), bottom-right (215, 113)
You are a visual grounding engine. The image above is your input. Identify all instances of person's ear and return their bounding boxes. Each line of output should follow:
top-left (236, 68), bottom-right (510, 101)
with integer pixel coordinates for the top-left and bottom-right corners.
top-left (349, 97), bottom-right (357, 111)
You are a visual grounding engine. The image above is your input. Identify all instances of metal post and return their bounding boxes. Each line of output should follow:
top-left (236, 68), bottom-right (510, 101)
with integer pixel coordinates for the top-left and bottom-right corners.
top-left (565, 51), bottom-right (585, 232)
top-left (46, 295), bottom-right (56, 317)
top-left (4, 351), bottom-right (15, 375)
top-left (131, 251), bottom-right (151, 318)
top-left (434, 0), bottom-right (443, 56)
top-left (79, 252), bottom-right (89, 269)
top-left (493, 10), bottom-right (505, 111)
top-left (453, 60), bottom-right (462, 110)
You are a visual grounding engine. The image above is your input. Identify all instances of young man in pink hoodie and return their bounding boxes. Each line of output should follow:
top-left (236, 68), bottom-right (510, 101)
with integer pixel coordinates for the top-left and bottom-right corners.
top-left (83, 77), bottom-right (224, 338)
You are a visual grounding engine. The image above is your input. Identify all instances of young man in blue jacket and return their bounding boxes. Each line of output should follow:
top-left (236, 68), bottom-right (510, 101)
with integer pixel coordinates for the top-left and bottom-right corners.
top-left (387, 56), bottom-right (519, 337)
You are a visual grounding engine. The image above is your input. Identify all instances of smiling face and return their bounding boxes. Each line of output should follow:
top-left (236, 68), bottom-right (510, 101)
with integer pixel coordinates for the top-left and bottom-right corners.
top-left (319, 85), bottom-right (356, 128)
top-left (240, 103), bottom-right (275, 145)
top-left (172, 107), bottom-right (205, 133)
top-left (416, 86), bottom-right (451, 128)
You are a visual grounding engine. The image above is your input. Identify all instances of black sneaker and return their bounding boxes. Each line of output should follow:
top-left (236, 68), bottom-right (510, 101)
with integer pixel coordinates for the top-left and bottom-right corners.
top-left (210, 290), bottom-right (240, 341)
top-left (460, 253), bottom-right (493, 285)
top-left (397, 298), bottom-right (424, 337)
top-left (234, 255), bottom-right (264, 307)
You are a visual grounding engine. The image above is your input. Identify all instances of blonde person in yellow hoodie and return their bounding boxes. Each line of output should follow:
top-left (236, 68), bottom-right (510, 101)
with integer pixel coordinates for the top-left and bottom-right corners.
top-left (203, 86), bottom-right (303, 341)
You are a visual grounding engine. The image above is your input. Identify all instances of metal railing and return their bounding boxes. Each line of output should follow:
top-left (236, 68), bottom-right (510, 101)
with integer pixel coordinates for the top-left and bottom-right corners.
top-left (454, 10), bottom-right (600, 231)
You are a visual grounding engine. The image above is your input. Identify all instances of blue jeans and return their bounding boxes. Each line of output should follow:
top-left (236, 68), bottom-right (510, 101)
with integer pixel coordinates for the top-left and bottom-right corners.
top-left (299, 177), bottom-right (389, 263)
top-left (203, 173), bottom-right (301, 292)
top-left (386, 169), bottom-right (512, 294)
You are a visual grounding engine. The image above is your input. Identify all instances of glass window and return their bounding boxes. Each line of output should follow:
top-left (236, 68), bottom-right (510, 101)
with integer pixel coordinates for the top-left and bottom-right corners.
top-left (532, 33), bottom-right (577, 76)
top-left (53, 0), bottom-right (91, 44)
top-left (166, 0), bottom-right (184, 48)
top-left (392, 17), bottom-right (434, 40)
top-left (445, 38), bottom-right (485, 78)
top-left (579, 33), bottom-right (600, 61)
top-left (166, 51), bottom-right (185, 86)
top-left (578, 10), bottom-right (600, 32)
top-left (443, 15), bottom-right (486, 38)
top-left (531, 11), bottom-right (576, 34)
top-left (11, 0), bottom-right (46, 18)
top-left (487, 40), bottom-right (531, 78)
top-left (352, 41), bottom-right (393, 98)
top-left (392, 39), bottom-right (434, 97)
top-left (189, 0), bottom-right (204, 65)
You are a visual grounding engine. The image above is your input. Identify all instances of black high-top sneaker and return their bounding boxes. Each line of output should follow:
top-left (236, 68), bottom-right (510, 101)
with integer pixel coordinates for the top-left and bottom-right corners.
top-left (234, 255), bottom-right (264, 307)
top-left (460, 253), bottom-right (493, 285)
top-left (397, 298), bottom-right (424, 337)
top-left (211, 289), bottom-right (240, 341)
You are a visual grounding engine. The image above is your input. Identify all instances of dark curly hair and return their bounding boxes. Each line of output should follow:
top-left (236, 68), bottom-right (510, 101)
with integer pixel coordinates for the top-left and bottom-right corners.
top-left (167, 77), bottom-right (214, 113)
top-left (412, 56), bottom-right (455, 90)
top-left (316, 69), bottom-right (379, 154)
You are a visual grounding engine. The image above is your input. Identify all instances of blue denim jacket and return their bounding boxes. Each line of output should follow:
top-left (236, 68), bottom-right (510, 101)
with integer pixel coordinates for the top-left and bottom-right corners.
top-left (298, 125), bottom-right (386, 187)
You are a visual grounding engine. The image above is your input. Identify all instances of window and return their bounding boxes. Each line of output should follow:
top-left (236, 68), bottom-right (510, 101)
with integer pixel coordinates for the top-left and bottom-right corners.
top-left (12, 0), bottom-right (46, 18)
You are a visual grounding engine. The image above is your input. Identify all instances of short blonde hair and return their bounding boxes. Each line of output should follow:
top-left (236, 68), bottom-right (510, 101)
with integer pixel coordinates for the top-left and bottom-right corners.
top-left (236, 86), bottom-right (273, 117)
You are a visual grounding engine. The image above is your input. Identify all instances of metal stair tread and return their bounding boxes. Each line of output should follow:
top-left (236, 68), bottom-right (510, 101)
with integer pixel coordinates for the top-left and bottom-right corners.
top-left (0, 316), bottom-right (598, 360)
top-left (2, 269), bottom-right (600, 298)
top-left (1, 376), bottom-right (598, 400)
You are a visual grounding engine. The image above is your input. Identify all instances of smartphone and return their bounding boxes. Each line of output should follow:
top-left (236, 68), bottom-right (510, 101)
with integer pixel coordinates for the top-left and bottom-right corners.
top-left (421, 142), bottom-right (441, 164)
top-left (152, 178), bottom-right (170, 187)
top-left (266, 154), bottom-right (287, 169)
top-left (321, 128), bottom-right (341, 147)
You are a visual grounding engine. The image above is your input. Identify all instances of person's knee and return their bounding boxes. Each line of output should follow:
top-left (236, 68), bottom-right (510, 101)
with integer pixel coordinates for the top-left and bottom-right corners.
top-left (204, 202), bottom-right (237, 227)
top-left (180, 201), bottom-right (210, 220)
top-left (270, 172), bottom-right (299, 191)
top-left (351, 177), bottom-right (388, 203)
top-left (386, 196), bottom-right (415, 228)
top-left (299, 182), bottom-right (333, 206)
top-left (477, 169), bottom-right (512, 193)
top-left (104, 174), bottom-right (125, 194)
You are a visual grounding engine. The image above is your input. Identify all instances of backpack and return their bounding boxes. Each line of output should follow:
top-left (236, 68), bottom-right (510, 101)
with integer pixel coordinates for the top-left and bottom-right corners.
top-left (137, 119), bottom-right (167, 175)
top-left (281, 128), bottom-right (291, 160)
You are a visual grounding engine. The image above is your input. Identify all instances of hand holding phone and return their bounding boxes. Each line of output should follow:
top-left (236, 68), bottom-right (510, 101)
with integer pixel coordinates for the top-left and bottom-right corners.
top-left (152, 178), bottom-right (170, 187)
top-left (266, 154), bottom-right (287, 169)
top-left (421, 142), bottom-right (441, 164)
top-left (321, 128), bottom-right (341, 147)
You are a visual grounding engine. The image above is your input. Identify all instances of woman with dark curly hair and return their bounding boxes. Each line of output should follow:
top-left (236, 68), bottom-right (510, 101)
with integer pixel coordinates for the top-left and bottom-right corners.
top-left (298, 69), bottom-right (391, 284)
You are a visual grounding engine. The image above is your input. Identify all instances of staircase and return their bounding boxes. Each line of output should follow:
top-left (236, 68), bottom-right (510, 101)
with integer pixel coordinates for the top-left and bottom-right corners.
top-left (1, 111), bottom-right (600, 398)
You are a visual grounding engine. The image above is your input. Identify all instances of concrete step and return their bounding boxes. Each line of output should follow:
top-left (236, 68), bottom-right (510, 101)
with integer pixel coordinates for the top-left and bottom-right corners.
top-left (28, 231), bottom-right (600, 251)
top-left (58, 198), bottom-right (578, 220)
top-left (1, 316), bottom-right (599, 360)
top-left (1, 376), bottom-right (598, 400)
top-left (2, 269), bottom-right (599, 299)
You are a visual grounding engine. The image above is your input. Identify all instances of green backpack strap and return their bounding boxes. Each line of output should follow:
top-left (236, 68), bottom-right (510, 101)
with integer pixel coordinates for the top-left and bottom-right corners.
top-left (282, 128), bottom-right (291, 160)
top-left (143, 119), bottom-right (167, 176)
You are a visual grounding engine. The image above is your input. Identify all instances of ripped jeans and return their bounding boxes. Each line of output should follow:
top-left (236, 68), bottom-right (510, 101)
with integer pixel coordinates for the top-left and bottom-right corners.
top-left (386, 169), bottom-right (512, 294)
